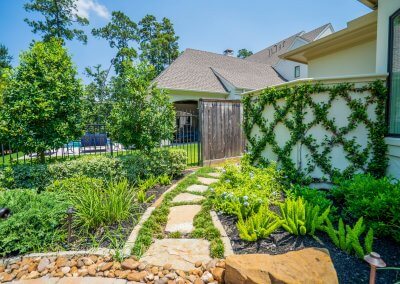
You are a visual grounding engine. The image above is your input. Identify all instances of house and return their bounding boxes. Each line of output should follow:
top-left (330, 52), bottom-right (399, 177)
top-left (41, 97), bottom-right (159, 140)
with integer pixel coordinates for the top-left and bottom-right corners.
top-left (154, 24), bottom-right (334, 114)
top-left (244, 0), bottom-right (400, 179)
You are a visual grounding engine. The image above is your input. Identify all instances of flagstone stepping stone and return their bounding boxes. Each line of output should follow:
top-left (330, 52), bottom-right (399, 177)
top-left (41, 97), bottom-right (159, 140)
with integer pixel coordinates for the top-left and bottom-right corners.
top-left (140, 239), bottom-right (212, 271)
top-left (197, 177), bottom-right (219, 185)
top-left (186, 184), bottom-right (209, 193)
top-left (172, 193), bottom-right (205, 203)
top-left (165, 205), bottom-right (201, 234)
top-left (208, 172), bottom-right (222, 178)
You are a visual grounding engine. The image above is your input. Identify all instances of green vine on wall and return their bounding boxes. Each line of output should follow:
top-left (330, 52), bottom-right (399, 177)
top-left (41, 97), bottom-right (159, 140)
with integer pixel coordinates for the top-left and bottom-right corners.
top-left (243, 80), bottom-right (388, 183)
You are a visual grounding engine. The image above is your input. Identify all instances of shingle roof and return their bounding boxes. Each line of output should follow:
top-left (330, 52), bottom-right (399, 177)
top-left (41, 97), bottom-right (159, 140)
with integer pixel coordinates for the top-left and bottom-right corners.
top-left (245, 32), bottom-right (303, 66)
top-left (245, 24), bottom-right (331, 65)
top-left (154, 49), bottom-right (286, 93)
top-left (300, 23), bottom-right (331, 42)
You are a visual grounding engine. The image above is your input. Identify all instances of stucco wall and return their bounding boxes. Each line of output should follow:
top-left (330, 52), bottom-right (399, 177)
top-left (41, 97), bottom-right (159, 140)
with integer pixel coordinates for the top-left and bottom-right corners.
top-left (308, 39), bottom-right (377, 78)
top-left (168, 90), bottom-right (226, 103)
top-left (275, 60), bottom-right (308, 81)
top-left (246, 77), bottom-right (392, 181)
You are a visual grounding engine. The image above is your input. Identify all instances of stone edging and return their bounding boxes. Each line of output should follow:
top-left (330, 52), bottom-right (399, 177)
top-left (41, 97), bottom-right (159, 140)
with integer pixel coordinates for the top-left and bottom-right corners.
top-left (0, 176), bottom-right (187, 266)
top-left (210, 211), bottom-right (234, 257)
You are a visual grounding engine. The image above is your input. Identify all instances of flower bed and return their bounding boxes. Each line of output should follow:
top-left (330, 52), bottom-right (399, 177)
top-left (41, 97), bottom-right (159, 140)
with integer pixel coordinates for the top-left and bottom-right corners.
top-left (0, 148), bottom-right (187, 258)
top-left (210, 157), bottom-right (400, 283)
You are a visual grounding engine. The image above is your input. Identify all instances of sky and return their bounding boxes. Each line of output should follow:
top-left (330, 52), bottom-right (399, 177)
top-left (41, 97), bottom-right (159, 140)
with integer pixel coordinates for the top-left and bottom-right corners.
top-left (0, 0), bottom-right (371, 83)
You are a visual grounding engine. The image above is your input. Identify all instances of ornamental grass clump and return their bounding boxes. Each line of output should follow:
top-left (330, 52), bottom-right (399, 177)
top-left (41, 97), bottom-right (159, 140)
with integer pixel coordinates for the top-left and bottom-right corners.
top-left (71, 178), bottom-right (136, 232)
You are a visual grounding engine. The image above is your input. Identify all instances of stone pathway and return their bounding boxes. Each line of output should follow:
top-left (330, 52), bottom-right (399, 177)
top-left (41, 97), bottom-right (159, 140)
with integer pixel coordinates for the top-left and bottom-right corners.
top-left (140, 239), bottom-right (212, 271)
top-left (165, 205), bottom-right (202, 234)
top-left (186, 184), bottom-right (209, 193)
top-left (171, 193), bottom-right (205, 203)
top-left (139, 172), bottom-right (229, 273)
top-left (197, 177), bottom-right (219, 185)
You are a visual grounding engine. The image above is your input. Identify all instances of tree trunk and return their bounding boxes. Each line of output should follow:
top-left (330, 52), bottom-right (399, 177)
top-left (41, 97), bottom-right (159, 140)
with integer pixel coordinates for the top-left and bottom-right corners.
top-left (38, 151), bottom-right (46, 164)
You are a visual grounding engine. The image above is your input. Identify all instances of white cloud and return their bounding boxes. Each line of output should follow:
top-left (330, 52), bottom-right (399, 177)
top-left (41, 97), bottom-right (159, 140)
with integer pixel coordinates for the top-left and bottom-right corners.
top-left (76, 0), bottom-right (110, 20)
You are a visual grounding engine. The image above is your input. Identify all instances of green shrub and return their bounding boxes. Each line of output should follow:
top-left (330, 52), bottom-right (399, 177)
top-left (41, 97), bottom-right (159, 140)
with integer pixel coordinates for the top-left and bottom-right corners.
top-left (0, 148), bottom-right (186, 190)
top-left (48, 155), bottom-right (124, 181)
top-left (0, 164), bottom-right (51, 190)
top-left (324, 217), bottom-right (374, 258)
top-left (332, 174), bottom-right (400, 242)
top-left (71, 179), bottom-right (136, 231)
top-left (212, 161), bottom-right (283, 217)
top-left (290, 185), bottom-right (338, 219)
top-left (237, 206), bottom-right (283, 241)
top-left (0, 189), bottom-right (69, 256)
top-left (279, 197), bottom-right (330, 236)
top-left (46, 176), bottom-right (104, 193)
top-left (119, 148), bottom-right (186, 182)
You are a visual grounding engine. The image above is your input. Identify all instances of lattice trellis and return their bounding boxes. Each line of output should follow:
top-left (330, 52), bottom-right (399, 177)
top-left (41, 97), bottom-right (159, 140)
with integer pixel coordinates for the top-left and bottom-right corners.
top-left (243, 81), bottom-right (388, 182)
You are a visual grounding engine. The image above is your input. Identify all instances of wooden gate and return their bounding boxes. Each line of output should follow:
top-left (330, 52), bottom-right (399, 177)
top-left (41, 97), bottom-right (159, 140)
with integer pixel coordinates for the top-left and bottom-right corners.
top-left (199, 99), bottom-right (245, 165)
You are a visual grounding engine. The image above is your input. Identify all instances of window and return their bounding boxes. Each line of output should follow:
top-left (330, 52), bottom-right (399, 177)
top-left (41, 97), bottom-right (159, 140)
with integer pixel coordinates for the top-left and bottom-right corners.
top-left (294, 66), bottom-right (301, 78)
top-left (388, 9), bottom-right (400, 135)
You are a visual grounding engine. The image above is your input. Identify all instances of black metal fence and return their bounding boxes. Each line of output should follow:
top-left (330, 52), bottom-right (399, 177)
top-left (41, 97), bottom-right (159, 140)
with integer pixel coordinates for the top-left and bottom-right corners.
top-left (0, 112), bottom-right (201, 167)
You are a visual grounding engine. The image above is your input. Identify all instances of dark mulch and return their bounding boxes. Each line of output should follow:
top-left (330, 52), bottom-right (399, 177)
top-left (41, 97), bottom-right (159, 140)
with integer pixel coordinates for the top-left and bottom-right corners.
top-left (218, 213), bottom-right (400, 284)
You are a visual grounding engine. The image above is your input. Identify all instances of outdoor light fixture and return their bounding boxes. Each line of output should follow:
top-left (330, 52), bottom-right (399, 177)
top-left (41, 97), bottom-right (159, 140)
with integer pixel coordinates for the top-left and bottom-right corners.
top-left (66, 207), bottom-right (76, 244)
top-left (0, 207), bottom-right (11, 219)
top-left (364, 252), bottom-right (386, 284)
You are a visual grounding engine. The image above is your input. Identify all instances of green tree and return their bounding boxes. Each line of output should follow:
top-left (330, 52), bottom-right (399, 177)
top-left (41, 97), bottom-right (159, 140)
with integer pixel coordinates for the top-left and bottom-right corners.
top-left (0, 39), bottom-right (84, 162)
top-left (82, 65), bottom-right (113, 124)
top-left (92, 11), bottom-right (138, 74)
top-left (138, 15), bottom-right (180, 75)
top-left (0, 44), bottom-right (12, 71)
top-left (108, 61), bottom-right (175, 151)
top-left (24, 0), bottom-right (89, 44)
top-left (237, 48), bottom-right (253, 59)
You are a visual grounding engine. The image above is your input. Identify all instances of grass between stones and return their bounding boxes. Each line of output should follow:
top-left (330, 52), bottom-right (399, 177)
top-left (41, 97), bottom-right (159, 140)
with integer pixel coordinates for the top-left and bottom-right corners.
top-left (131, 167), bottom-right (224, 258)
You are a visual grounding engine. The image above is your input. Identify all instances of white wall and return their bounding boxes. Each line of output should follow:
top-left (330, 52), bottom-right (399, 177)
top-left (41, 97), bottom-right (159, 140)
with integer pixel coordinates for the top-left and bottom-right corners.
top-left (275, 60), bottom-right (308, 81)
top-left (248, 79), bottom-right (386, 181)
top-left (169, 90), bottom-right (226, 103)
top-left (308, 39), bottom-right (377, 78)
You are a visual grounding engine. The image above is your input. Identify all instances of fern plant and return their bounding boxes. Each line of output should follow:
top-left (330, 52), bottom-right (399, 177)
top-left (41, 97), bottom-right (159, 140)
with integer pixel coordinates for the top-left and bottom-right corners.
top-left (279, 197), bottom-right (330, 236)
top-left (324, 217), bottom-right (374, 258)
top-left (237, 207), bottom-right (283, 241)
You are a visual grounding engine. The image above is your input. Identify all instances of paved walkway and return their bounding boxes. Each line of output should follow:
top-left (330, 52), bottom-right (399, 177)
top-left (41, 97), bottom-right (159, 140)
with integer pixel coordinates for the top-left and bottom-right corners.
top-left (139, 172), bottom-right (222, 271)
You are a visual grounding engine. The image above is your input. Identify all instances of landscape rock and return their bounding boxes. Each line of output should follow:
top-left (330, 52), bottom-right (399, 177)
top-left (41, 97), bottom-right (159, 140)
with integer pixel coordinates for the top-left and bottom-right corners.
top-left (121, 259), bottom-right (140, 270)
top-left (224, 248), bottom-right (338, 284)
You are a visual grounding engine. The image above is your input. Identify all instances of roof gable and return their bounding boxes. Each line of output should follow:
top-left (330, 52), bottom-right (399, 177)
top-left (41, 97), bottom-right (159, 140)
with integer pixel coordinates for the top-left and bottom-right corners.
top-left (154, 49), bottom-right (286, 93)
top-left (245, 24), bottom-right (333, 66)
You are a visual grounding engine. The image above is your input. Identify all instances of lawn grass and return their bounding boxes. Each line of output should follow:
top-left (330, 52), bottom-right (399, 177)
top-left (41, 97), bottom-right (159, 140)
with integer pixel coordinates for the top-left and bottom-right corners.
top-left (131, 167), bottom-right (224, 258)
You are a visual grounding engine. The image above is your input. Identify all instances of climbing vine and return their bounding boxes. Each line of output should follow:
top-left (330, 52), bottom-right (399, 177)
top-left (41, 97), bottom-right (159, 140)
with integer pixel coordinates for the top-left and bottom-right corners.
top-left (243, 80), bottom-right (388, 183)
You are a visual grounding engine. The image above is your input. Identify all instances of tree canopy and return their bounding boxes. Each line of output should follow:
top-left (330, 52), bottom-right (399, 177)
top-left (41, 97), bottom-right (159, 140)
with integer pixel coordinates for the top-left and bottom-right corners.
top-left (82, 65), bottom-right (113, 124)
top-left (107, 61), bottom-right (175, 151)
top-left (0, 39), bottom-right (84, 162)
top-left (92, 11), bottom-right (138, 74)
top-left (0, 44), bottom-right (12, 71)
top-left (237, 48), bottom-right (253, 59)
top-left (138, 15), bottom-right (180, 75)
top-left (24, 0), bottom-right (89, 44)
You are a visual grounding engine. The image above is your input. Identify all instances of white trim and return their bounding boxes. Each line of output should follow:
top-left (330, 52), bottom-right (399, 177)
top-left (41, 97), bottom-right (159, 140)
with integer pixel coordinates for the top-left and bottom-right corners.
top-left (242, 73), bottom-right (389, 97)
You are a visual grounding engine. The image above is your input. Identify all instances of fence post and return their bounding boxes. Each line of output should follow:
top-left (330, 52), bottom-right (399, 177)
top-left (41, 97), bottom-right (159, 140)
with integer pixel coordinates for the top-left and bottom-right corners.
top-left (110, 138), bottom-right (114, 157)
top-left (198, 100), bottom-right (203, 166)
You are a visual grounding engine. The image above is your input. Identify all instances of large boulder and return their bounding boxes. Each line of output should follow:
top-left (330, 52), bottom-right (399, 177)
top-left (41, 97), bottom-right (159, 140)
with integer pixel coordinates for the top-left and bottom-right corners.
top-left (225, 248), bottom-right (338, 284)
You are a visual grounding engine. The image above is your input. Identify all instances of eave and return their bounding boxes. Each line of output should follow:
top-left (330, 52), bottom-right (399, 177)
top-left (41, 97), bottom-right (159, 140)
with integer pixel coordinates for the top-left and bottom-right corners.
top-left (280, 11), bottom-right (377, 64)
